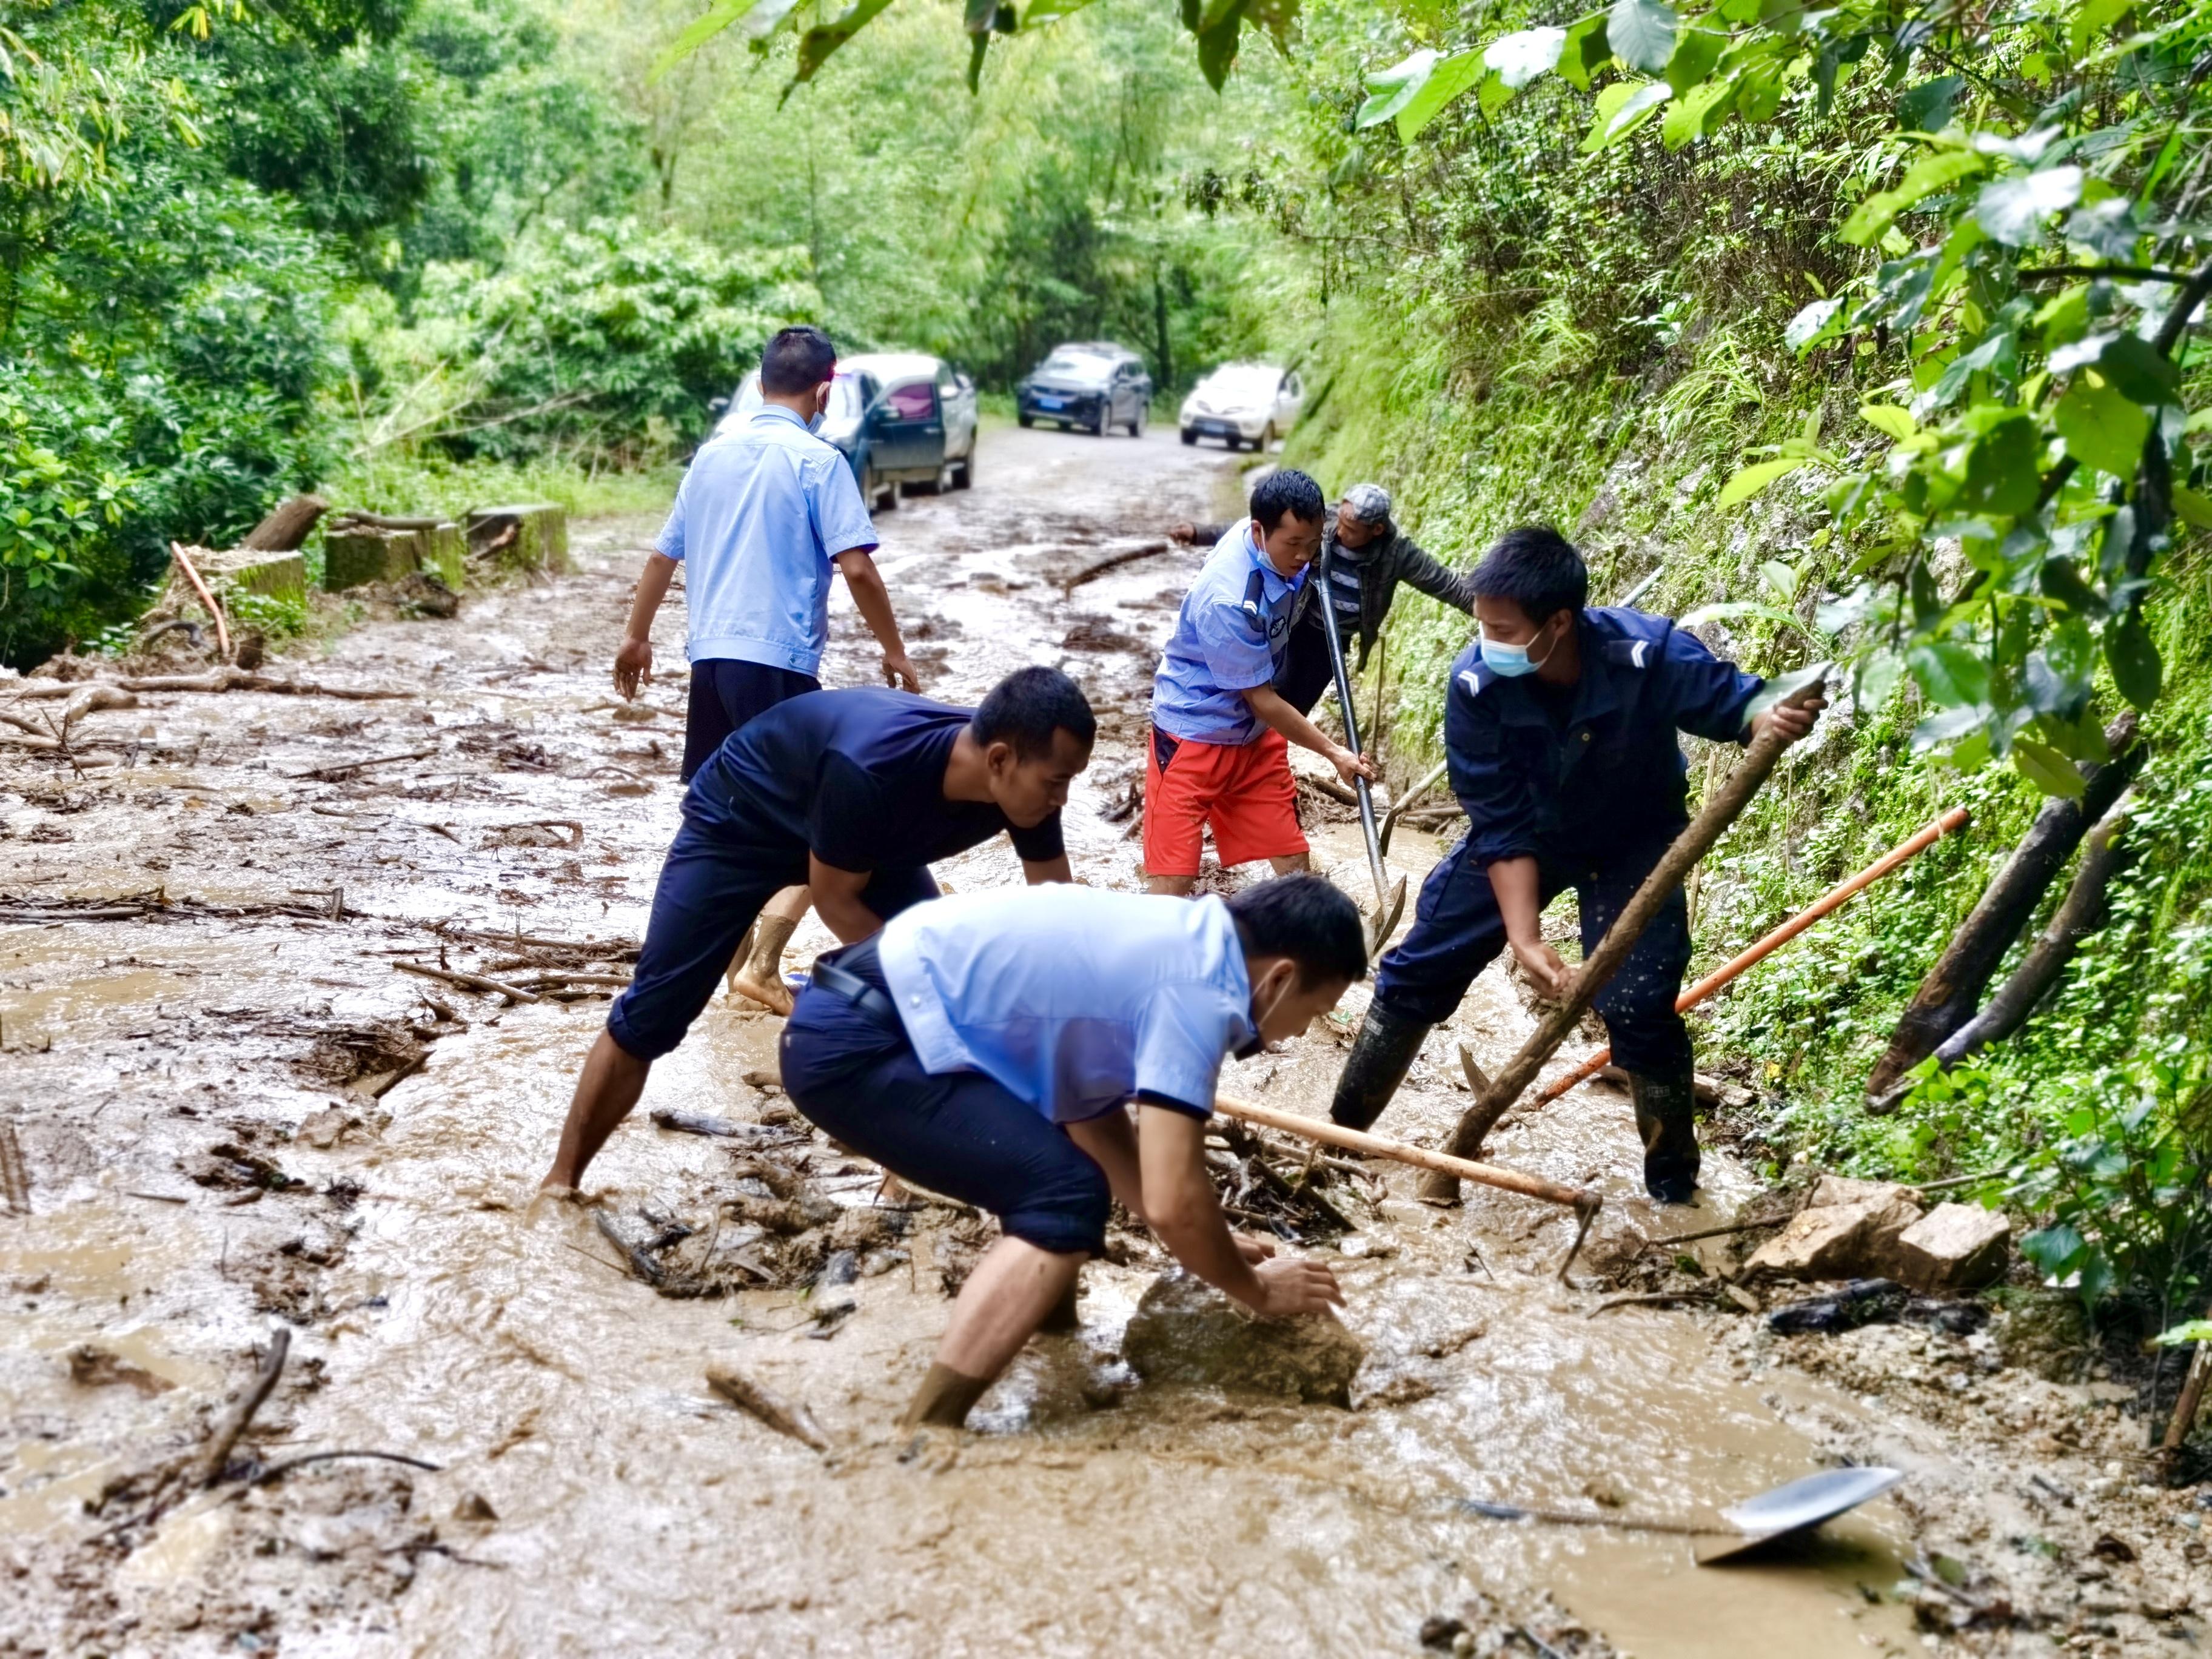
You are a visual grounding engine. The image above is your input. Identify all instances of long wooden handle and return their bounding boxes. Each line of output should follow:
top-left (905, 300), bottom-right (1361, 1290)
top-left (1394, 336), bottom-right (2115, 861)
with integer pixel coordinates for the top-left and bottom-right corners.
top-left (1444, 675), bottom-right (1827, 1159)
top-left (1532, 805), bottom-right (1969, 1105)
top-left (1215, 1094), bottom-right (1594, 1210)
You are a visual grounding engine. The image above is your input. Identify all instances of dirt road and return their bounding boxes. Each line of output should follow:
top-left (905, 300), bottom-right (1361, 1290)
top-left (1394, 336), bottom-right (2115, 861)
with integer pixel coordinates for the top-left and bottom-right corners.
top-left (2, 423), bottom-right (2202, 1656)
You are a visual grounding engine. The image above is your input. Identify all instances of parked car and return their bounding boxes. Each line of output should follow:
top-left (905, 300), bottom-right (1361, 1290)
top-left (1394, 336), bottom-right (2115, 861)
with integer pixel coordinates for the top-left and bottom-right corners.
top-left (714, 352), bottom-right (977, 511)
top-left (1178, 362), bottom-right (1304, 451)
top-left (1016, 342), bottom-right (1153, 436)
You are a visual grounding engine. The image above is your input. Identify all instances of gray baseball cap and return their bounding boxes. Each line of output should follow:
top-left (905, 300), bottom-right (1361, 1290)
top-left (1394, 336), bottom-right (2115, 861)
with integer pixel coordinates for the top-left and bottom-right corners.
top-left (1341, 483), bottom-right (1393, 526)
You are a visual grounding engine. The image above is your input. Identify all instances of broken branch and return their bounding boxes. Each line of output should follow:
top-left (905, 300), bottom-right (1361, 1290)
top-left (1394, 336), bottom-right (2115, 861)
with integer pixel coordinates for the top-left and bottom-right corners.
top-left (392, 960), bottom-right (540, 1004)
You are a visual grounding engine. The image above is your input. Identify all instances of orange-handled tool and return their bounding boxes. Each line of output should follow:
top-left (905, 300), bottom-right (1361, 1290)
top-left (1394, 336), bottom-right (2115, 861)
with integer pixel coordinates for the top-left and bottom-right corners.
top-left (1532, 806), bottom-right (1971, 1105)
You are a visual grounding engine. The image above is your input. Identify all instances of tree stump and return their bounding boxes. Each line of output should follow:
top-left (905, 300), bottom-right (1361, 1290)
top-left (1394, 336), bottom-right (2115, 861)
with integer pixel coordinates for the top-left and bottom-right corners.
top-left (323, 528), bottom-right (422, 591)
top-left (466, 504), bottom-right (571, 575)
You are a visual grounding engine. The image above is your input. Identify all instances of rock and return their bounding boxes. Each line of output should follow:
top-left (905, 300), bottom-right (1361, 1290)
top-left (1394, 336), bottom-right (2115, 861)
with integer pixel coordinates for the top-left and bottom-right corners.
top-left (1808, 1174), bottom-right (1923, 1210)
top-left (1743, 1185), bottom-right (1924, 1282)
top-left (297, 1107), bottom-right (349, 1150)
top-left (828, 1206), bottom-right (903, 1252)
top-left (1891, 1202), bottom-right (2009, 1295)
top-left (742, 1065), bottom-right (782, 1090)
top-left (1121, 1268), bottom-right (1366, 1406)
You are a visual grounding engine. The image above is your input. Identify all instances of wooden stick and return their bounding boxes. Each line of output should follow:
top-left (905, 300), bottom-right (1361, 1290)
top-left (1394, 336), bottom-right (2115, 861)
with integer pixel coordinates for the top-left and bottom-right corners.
top-left (705, 1364), bottom-right (831, 1451)
top-left (392, 960), bottom-right (540, 1004)
top-left (1213, 1094), bottom-right (1594, 1211)
top-left (2160, 1301), bottom-right (2212, 1455)
top-left (1443, 675), bottom-right (1828, 1167)
top-left (289, 745), bottom-right (437, 782)
top-left (195, 1327), bottom-right (290, 1487)
top-left (169, 543), bottom-right (232, 663)
top-left (1534, 806), bottom-right (1971, 1107)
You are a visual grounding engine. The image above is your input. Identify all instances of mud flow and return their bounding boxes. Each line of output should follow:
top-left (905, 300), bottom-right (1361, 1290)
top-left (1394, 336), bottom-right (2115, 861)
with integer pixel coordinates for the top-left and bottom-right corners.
top-left (3, 426), bottom-right (2203, 1655)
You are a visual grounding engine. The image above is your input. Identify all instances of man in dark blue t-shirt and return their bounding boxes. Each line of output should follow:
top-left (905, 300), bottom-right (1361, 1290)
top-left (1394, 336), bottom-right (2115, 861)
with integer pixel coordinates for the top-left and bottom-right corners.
top-left (540, 668), bottom-right (1095, 1191)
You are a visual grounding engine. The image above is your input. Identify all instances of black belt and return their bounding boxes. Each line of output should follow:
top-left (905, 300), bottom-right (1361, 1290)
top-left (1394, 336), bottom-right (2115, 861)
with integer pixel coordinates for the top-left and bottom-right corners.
top-left (811, 953), bottom-right (898, 1022)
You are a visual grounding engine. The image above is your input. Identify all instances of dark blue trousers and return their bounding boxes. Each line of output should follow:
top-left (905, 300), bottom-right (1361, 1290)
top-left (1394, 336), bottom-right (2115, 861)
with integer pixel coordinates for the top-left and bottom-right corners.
top-left (605, 809), bottom-right (938, 1062)
top-left (779, 939), bottom-right (1111, 1256)
top-left (680, 659), bottom-right (819, 782)
top-left (1372, 830), bottom-right (1695, 1079)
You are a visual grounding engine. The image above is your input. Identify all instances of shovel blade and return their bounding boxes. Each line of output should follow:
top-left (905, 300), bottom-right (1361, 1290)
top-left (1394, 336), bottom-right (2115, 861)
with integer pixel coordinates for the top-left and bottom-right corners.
top-left (1361, 874), bottom-right (1408, 960)
top-left (1694, 1466), bottom-right (1905, 1566)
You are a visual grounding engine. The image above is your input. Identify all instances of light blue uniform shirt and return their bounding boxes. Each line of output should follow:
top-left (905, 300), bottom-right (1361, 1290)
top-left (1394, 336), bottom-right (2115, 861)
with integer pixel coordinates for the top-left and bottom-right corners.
top-left (654, 404), bottom-right (878, 674)
top-left (877, 886), bottom-right (1255, 1125)
top-left (1150, 518), bottom-right (1306, 745)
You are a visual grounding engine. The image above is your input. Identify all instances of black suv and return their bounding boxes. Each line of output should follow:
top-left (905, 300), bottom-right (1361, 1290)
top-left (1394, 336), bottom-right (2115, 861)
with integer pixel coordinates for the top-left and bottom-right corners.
top-left (1016, 342), bottom-right (1153, 436)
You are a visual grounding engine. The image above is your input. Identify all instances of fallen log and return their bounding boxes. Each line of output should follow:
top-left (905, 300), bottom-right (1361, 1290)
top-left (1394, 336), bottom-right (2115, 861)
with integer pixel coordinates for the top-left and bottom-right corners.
top-left (239, 494), bottom-right (329, 552)
top-left (113, 668), bottom-right (407, 700)
top-left (289, 745), bottom-right (438, 782)
top-left (1865, 716), bottom-right (2140, 1102)
top-left (1433, 674), bottom-right (1829, 1193)
top-left (1065, 540), bottom-right (1176, 589)
top-left (1928, 789), bottom-right (2133, 1071)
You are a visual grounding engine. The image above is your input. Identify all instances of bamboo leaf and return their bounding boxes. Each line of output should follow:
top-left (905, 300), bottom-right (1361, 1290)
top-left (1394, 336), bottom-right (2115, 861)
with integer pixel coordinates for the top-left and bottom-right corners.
top-left (1715, 457), bottom-right (1803, 509)
top-left (2012, 737), bottom-right (2086, 797)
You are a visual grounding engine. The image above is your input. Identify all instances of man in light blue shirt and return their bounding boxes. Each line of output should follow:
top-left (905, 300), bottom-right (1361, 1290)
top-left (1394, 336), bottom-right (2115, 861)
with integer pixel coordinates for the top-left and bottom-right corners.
top-left (779, 876), bottom-right (1365, 1430)
top-left (611, 326), bottom-right (923, 1011)
top-left (1144, 468), bottom-right (1375, 896)
top-left (612, 325), bottom-right (922, 781)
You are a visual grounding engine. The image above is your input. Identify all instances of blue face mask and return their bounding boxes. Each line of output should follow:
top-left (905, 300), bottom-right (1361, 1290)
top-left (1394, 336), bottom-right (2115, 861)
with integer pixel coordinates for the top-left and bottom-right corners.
top-left (1480, 625), bottom-right (1556, 679)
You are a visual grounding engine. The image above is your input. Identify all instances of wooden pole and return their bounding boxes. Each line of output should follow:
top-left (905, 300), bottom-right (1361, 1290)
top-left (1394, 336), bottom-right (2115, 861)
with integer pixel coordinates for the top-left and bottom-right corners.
top-left (1440, 675), bottom-right (1827, 1170)
top-left (169, 542), bottom-right (232, 663)
top-left (1530, 805), bottom-right (1971, 1107)
top-left (1214, 1093), bottom-right (1594, 1211)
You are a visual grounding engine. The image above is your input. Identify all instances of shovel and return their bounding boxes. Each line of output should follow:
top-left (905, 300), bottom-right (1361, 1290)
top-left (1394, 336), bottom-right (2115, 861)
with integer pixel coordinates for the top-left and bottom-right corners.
top-left (1457, 1465), bottom-right (1903, 1567)
top-left (1312, 546), bottom-right (1406, 957)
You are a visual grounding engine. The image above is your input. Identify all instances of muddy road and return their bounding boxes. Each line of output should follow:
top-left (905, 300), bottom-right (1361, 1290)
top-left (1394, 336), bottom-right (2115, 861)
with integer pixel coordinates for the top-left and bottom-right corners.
top-left (3, 423), bottom-right (2204, 1657)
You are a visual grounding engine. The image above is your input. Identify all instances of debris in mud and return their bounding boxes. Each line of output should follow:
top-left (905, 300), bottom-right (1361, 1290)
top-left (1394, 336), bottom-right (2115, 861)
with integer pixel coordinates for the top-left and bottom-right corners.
top-left (1764, 1278), bottom-right (1988, 1336)
top-left (705, 1364), bottom-right (832, 1450)
top-left (298, 1019), bottom-right (430, 1093)
top-left (68, 1346), bottom-right (176, 1396)
top-left (1121, 1267), bottom-right (1367, 1405)
top-left (1741, 1175), bottom-right (2013, 1293)
top-left (183, 1142), bottom-right (298, 1192)
top-left (1061, 615), bottom-right (1150, 654)
top-left (1205, 1117), bottom-right (1362, 1239)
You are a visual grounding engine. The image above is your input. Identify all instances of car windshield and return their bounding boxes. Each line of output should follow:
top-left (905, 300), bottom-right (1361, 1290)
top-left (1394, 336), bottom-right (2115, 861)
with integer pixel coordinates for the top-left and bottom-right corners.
top-left (1037, 351), bottom-right (1113, 381)
top-left (1201, 367), bottom-right (1280, 401)
top-left (729, 372), bottom-right (865, 426)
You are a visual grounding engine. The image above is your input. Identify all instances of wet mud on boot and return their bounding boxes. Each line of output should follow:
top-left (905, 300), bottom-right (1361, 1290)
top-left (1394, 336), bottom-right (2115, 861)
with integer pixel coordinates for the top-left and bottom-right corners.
top-left (1630, 1070), bottom-right (1700, 1204)
top-left (1329, 1003), bottom-right (1432, 1133)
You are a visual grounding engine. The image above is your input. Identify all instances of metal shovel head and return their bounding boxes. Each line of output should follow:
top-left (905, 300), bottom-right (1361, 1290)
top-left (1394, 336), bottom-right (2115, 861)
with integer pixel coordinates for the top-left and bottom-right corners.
top-left (1362, 874), bottom-right (1408, 960)
top-left (1694, 1466), bottom-right (1905, 1565)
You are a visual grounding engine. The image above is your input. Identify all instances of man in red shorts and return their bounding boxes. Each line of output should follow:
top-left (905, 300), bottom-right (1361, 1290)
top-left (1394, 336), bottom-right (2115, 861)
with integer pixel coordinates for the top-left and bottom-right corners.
top-left (1144, 468), bottom-right (1375, 895)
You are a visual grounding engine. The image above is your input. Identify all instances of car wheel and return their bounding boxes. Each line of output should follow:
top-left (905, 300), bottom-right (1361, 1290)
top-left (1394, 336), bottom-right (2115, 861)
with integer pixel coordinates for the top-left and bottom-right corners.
top-left (953, 447), bottom-right (974, 489)
top-left (1018, 413), bottom-right (1034, 428)
top-left (1262, 423), bottom-right (1277, 451)
top-left (1128, 401), bottom-right (1146, 437)
top-left (1091, 411), bottom-right (1107, 436)
top-left (1180, 427), bottom-right (1198, 446)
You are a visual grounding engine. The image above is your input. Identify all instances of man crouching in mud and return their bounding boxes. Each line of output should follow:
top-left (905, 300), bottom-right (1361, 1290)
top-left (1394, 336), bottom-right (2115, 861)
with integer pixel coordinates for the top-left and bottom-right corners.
top-left (780, 875), bottom-right (1361, 1429)
top-left (539, 666), bottom-right (1093, 1193)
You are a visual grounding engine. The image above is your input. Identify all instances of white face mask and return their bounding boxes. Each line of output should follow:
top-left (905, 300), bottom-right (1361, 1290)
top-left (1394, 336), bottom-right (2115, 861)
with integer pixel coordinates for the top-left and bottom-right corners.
top-left (1235, 965), bottom-right (1295, 1059)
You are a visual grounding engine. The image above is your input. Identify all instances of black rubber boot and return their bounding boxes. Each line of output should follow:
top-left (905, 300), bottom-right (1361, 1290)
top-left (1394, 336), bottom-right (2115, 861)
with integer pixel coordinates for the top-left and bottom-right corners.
top-left (1329, 1003), bottom-right (1432, 1133)
top-left (1630, 1070), bottom-right (1700, 1204)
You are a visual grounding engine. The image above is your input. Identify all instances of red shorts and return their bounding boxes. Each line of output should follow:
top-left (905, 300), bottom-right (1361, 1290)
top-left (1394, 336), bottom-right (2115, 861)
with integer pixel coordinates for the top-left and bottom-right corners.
top-left (1142, 725), bottom-right (1307, 878)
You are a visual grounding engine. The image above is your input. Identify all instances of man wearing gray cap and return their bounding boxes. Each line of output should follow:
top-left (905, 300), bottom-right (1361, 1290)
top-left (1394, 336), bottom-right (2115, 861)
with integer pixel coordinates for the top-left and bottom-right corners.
top-left (1171, 483), bottom-right (1474, 714)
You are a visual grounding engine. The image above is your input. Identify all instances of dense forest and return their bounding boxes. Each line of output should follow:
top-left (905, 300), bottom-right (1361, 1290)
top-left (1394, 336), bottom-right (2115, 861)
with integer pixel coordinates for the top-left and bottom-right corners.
top-left (5, 0), bottom-right (2208, 1363)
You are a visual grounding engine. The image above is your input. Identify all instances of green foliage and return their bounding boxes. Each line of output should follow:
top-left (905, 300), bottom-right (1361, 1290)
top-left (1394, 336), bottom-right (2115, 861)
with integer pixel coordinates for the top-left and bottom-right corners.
top-left (341, 221), bottom-right (817, 466)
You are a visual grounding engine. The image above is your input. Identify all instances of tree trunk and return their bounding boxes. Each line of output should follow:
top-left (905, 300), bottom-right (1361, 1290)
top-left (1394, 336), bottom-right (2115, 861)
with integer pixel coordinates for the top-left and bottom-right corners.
top-left (1930, 789), bottom-right (2133, 1069)
top-left (238, 495), bottom-right (328, 552)
top-left (1864, 716), bottom-right (2142, 1103)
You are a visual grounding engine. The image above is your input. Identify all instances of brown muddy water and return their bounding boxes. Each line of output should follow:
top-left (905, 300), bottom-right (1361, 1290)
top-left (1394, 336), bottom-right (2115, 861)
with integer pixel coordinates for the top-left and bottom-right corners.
top-left (3, 425), bottom-right (2205, 1656)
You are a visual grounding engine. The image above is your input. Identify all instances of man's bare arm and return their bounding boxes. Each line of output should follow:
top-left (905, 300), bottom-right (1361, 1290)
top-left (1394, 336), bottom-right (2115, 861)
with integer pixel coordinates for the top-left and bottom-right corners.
top-left (833, 548), bottom-right (920, 692)
top-left (1240, 684), bottom-right (1378, 788)
top-left (1139, 1107), bottom-right (1342, 1316)
top-left (1486, 854), bottom-right (1570, 996)
top-left (807, 854), bottom-right (927, 945)
top-left (615, 552), bottom-right (679, 699)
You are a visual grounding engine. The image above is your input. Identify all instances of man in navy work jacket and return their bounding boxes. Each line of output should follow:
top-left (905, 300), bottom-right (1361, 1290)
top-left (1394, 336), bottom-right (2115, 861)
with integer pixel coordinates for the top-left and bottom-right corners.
top-left (1328, 528), bottom-right (1822, 1203)
top-left (780, 875), bottom-right (1362, 1430)
top-left (538, 667), bottom-right (1093, 1193)
top-left (611, 324), bottom-right (925, 1015)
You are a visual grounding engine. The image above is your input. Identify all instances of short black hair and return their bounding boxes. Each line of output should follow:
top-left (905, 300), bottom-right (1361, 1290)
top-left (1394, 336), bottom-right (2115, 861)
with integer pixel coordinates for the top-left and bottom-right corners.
top-left (1250, 468), bottom-right (1326, 534)
top-left (1227, 874), bottom-right (1369, 987)
top-left (972, 666), bottom-right (1095, 760)
top-left (761, 325), bottom-right (837, 395)
top-left (1469, 526), bottom-right (1587, 623)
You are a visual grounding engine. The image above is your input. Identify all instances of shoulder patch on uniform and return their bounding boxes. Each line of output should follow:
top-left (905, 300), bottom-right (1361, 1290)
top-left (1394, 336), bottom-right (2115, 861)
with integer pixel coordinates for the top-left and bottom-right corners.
top-left (1456, 668), bottom-right (1485, 696)
top-left (1606, 638), bottom-right (1651, 669)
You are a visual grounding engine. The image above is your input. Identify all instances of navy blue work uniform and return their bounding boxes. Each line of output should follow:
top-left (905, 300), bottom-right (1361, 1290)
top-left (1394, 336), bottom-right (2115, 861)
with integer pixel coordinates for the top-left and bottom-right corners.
top-left (606, 687), bottom-right (1066, 1062)
top-left (1372, 608), bottom-right (1760, 1078)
